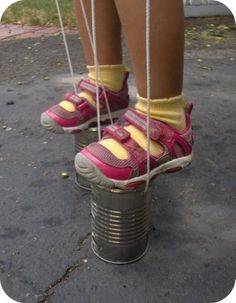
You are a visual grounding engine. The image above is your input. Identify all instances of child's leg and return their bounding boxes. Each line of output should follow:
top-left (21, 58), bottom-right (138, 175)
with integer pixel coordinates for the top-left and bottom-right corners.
top-left (75, 0), bottom-right (193, 189)
top-left (74, 0), bottom-right (122, 65)
top-left (114, 0), bottom-right (184, 99)
top-left (101, 0), bottom-right (186, 157)
top-left (41, 0), bottom-right (129, 134)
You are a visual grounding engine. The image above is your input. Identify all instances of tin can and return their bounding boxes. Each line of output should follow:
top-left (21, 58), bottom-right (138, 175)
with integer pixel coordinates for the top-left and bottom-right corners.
top-left (74, 126), bottom-right (100, 154)
top-left (91, 185), bottom-right (151, 264)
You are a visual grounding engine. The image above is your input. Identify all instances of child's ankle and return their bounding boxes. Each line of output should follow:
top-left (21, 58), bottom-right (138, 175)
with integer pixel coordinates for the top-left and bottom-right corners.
top-left (87, 64), bottom-right (127, 92)
top-left (135, 94), bottom-right (187, 131)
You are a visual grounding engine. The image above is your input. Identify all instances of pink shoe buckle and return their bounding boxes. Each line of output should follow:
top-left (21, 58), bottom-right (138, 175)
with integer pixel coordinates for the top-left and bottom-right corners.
top-left (104, 126), bottom-right (130, 142)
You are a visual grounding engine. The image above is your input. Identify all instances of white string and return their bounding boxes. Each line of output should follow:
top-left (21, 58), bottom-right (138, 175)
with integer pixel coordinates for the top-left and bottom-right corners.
top-left (79, 0), bottom-right (113, 126)
top-left (55, 0), bottom-right (77, 94)
top-left (90, 0), bottom-right (102, 140)
top-left (145, 0), bottom-right (151, 192)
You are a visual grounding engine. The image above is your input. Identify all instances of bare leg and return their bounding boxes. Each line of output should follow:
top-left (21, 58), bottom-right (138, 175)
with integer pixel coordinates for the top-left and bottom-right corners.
top-left (74, 0), bottom-right (122, 65)
top-left (114, 0), bottom-right (184, 98)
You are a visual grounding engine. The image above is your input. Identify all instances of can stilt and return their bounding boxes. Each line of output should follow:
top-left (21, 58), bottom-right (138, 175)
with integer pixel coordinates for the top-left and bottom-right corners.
top-left (74, 127), bottom-right (100, 190)
top-left (91, 185), bottom-right (151, 264)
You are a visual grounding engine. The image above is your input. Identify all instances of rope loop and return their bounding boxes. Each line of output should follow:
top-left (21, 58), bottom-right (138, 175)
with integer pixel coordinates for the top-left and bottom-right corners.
top-left (145, 0), bottom-right (151, 192)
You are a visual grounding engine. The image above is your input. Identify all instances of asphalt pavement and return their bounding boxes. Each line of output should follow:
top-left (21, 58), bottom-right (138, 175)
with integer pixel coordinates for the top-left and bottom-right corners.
top-left (0, 20), bottom-right (235, 303)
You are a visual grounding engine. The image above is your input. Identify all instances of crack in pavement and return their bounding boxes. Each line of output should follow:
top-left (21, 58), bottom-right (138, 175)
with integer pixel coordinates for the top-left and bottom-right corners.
top-left (78, 232), bottom-right (91, 251)
top-left (37, 232), bottom-right (91, 303)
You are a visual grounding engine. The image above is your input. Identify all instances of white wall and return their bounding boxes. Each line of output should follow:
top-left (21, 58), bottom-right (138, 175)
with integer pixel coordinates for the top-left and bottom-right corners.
top-left (184, 0), bottom-right (231, 17)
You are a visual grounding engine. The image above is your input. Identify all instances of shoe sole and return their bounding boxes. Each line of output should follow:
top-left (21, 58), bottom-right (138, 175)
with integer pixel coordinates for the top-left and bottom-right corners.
top-left (40, 108), bottom-right (127, 134)
top-left (74, 152), bottom-right (194, 190)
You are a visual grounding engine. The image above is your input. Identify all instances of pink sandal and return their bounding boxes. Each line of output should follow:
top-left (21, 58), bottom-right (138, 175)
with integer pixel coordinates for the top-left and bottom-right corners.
top-left (40, 72), bottom-right (130, 134)
top-left (74, 104), bottom-right (194, 189)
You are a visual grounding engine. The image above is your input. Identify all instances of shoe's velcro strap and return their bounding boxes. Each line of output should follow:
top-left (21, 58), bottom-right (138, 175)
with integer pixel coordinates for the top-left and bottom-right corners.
top-left (78, 79), bottom-right (102, 95)
top-left (63, 92), bottom-right (83, 104)
top-left (103, 124), bottom-right (149, 166)
top-left (124, 108), bottom-right (166, 141)
top-left (78, 79), bottom-right (108, 109)
top-left (104, 125), bottom-right (130, 142)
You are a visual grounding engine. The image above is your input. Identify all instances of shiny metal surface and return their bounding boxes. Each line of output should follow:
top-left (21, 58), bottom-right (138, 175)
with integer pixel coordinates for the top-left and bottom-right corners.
top-left (91, 185), bottom-right (151, 264)
top-left (74, 127), bottom-right (99, 153)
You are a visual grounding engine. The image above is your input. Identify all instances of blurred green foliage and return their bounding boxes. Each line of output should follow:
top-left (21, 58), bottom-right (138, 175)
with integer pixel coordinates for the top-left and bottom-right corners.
top-left (2, 0), bottom-right (77, 28)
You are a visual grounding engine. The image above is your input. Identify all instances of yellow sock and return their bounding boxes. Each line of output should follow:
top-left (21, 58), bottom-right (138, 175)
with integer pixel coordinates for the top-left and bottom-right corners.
top-left (100, 94), bottom-right (186, 160)
top-left (135, 94), bottom-right (187, 131)
top-left (88, 64), bottom-right (126, 92)
top-left (59, 64), bottom-right (127, 112)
